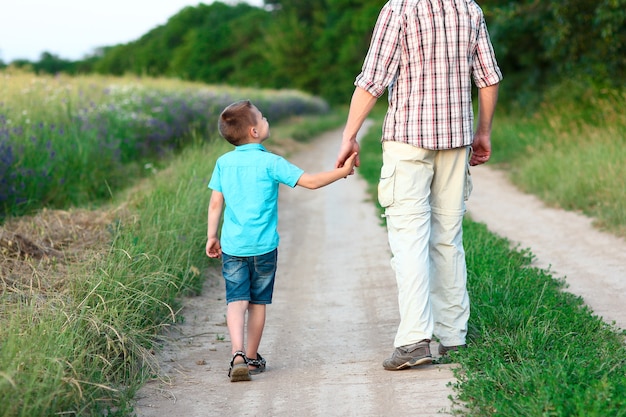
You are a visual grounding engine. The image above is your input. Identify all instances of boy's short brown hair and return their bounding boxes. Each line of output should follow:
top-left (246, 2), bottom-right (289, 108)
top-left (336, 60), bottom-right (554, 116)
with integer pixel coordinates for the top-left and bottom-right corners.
top-left (218, 100), bottom-right (258, 145)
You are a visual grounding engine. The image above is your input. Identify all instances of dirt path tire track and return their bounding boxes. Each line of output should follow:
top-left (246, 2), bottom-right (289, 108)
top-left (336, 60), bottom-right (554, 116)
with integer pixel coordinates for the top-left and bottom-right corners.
top-left (467, 166), bottom-right (626, 331)
top-left (134, 126), bottom-right (458, 417)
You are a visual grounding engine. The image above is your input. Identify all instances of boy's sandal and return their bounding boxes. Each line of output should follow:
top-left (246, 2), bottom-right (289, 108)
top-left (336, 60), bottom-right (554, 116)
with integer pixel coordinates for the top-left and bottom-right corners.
top-left (248, 353), bottom-right (266, 375)
top-left (228, 351), bottom-right (251, 382)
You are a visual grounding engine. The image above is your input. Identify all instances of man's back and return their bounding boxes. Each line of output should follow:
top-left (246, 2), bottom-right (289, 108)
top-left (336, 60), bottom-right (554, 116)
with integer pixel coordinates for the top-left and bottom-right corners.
top-left (356, 0), bottom-right (502, 149)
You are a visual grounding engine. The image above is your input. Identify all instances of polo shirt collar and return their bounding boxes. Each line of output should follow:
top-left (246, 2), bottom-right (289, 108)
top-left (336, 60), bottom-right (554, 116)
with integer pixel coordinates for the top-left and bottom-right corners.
top-left (236, 143), bottom-right (267, 152)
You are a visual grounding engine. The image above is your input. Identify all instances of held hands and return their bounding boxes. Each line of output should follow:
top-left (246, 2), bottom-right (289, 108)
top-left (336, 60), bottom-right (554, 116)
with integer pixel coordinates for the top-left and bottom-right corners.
top-left (206, 237), bottom-right (222, 258)
top-left (340, 152), bottom-right (359, 177)
top-left (335, 140), bottom-right (360, 175)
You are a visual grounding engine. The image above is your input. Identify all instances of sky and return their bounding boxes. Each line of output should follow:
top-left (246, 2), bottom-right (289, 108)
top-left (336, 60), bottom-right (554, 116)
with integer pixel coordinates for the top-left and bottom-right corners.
top-left (0, 0), bottom-right (264, 63)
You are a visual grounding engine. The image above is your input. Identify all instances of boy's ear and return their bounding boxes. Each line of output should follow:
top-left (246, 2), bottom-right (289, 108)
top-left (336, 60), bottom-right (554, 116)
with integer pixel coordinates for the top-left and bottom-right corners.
top-left (250, 126), bottom-right (258, 138)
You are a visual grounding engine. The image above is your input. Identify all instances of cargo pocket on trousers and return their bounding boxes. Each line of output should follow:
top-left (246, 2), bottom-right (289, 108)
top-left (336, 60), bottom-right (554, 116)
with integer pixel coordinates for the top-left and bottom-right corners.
top-left (378, 163), bottom-right (396, 208)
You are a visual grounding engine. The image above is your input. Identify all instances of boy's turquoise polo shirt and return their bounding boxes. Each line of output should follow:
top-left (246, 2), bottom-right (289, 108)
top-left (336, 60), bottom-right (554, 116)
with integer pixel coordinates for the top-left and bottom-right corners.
top-left (208, 143), bottom-right (304, 257)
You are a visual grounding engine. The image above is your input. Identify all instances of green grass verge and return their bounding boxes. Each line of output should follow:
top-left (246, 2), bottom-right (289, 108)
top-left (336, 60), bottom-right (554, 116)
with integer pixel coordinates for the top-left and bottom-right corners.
top-left (358, 106), bottom-right (626, 417)
top-left (0, 137), bottom-right (226, 416)
top-left (491, 84), bottom-right (626, 237)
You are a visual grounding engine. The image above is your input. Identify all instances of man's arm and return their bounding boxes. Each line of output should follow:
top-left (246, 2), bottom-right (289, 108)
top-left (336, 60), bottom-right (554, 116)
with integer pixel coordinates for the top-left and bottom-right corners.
top-left (336, 87), bottom-right (378, 171)
top-left (206, 190), bottom-right (224, 258)
top-left (471, 83), bottom-right (499, 166)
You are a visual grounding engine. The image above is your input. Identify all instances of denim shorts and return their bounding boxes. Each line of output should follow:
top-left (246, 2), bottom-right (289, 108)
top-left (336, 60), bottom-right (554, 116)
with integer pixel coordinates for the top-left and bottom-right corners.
top-left (222, 249), bottom-right (277, 304)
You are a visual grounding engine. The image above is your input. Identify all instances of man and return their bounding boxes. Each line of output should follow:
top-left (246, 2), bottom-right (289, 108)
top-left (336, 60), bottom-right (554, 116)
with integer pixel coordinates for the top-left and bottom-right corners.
top-left (336, 0), bottom-right (502, 370)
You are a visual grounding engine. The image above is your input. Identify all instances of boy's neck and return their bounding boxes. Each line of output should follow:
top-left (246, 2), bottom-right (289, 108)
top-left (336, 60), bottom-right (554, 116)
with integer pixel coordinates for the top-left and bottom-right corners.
top-left (239, 137), bottom-right (266, 145)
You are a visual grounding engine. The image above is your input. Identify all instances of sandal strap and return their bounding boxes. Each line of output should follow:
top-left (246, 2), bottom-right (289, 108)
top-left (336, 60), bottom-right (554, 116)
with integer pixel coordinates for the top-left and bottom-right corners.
top-left (229, 351), bottom-right (248, 367)
top-left (247, 353), bottom-right (266, 367)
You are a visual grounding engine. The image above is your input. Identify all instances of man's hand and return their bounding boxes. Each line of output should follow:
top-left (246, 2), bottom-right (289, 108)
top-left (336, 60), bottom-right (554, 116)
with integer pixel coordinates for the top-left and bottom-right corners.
top-left (470, 132), bottom-right (491, 166)
top-left (340, 152), bottom-right (359, 177)
top-left (336, 140), bottom-right (360, 175)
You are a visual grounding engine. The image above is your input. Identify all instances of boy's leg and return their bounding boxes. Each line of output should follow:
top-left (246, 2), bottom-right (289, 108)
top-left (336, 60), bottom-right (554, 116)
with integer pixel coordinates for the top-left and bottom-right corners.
top-left (227, 300), bottom-right (249, 364)
top-left (222, 252), bottom-right (254, 365)
top-left (246, 249), bottom-right (277, 362)
top-left (246, 303), bottom-right (266, 360)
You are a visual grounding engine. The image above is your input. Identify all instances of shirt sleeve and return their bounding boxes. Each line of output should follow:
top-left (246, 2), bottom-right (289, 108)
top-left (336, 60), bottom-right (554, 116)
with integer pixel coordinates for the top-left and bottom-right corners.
top-left (208, 162), bottom-right (222, 192)
top-left (355, 4), bottom-right (403, 98)
top-left (472, 16), bottom-right (503, 88)
top-left (272, 156), bottom-right (305, 188)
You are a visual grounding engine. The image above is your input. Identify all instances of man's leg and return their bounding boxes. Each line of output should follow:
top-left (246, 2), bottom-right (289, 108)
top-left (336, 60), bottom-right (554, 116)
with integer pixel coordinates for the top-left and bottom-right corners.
top-left (429, 147), bottom-right (471, 347)
top-left (387, 212), bottom-right (432, 347)
top-left (380, 141), bottom-right (435, 347)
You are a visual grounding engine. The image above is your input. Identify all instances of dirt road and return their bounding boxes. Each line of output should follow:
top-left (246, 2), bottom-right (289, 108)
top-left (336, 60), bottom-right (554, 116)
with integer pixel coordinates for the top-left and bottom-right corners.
top-left (467, 166), bottom-right (626, 331)
top-left (134, 126), bottom-right (458, 417)
top-left (134, 126), bottom-right (626, 416)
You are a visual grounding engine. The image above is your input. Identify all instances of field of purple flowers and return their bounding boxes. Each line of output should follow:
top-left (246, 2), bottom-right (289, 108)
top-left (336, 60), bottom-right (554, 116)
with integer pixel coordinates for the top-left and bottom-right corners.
top-left (0, 71), bottom-right (328, 220)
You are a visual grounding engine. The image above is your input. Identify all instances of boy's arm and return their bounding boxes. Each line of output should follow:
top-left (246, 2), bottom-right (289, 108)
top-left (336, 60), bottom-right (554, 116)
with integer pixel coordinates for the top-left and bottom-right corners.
top-left (206, 190), bottom-right (224, 258)
top-left (297, 152), bottom-right (357, 190)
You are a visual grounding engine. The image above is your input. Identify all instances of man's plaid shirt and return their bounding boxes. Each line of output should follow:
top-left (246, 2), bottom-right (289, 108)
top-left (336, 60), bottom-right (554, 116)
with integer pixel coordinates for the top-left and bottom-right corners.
top-left (356, 0), bottom-right (503, 150)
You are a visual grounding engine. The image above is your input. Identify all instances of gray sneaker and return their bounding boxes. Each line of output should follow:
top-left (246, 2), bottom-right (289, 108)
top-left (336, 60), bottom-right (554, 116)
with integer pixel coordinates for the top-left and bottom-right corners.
top-left (438, 343), bottom-right (467, 356)
top-left (382, 339), bottom-right (432, 370)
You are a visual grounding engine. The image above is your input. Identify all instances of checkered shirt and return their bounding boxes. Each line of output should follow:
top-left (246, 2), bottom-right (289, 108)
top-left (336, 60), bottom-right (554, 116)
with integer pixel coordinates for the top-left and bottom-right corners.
top-left (356, 0), bottom-right (503, 149)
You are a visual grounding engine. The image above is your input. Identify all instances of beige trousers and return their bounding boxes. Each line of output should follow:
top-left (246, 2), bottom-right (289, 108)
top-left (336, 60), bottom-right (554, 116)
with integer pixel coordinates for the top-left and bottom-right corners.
top-left (379, 141), bottom-right (471, 348)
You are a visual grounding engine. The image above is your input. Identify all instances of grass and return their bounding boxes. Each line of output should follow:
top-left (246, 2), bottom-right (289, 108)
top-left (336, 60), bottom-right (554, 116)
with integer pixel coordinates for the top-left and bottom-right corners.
top-left (490, 83), bottom-right (626, 237)
top-left (357, 100), bottom-right (626, 416)
top-left (460, 220), bottom-right (626, 416)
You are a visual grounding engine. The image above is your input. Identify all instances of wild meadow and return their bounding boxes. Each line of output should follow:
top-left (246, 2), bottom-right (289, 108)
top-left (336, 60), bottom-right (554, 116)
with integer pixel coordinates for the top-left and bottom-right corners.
top-left (0, 69), bottom-right (328, 220)
top-left (0, 71), bottom-right (333, 416)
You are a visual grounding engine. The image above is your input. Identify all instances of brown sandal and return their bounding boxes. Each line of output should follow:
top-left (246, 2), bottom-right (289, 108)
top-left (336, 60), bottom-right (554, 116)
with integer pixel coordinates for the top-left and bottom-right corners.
top-left (248, 353), bottom-right (266, 375)
top-left (228, 351), bottom-right (251, 382)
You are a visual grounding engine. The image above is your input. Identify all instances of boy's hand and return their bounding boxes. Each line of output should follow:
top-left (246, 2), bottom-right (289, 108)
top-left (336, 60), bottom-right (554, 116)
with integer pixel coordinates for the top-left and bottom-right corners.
top-left (336, 141), bottom-right (360, 175)
top-left (206, 237), bottom-right (222, 258)
top-left (341, 152), bottom-right (358, 177)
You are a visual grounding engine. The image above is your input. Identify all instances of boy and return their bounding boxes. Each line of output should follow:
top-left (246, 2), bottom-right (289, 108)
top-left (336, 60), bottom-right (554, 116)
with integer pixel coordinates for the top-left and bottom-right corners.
top-left (206, 100), bottom-right (357, 382)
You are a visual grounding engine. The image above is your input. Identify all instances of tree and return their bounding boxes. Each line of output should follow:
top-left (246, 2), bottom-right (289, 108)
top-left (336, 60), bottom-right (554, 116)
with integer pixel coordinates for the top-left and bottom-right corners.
top-left (169, 3), bottom-right (266, 84)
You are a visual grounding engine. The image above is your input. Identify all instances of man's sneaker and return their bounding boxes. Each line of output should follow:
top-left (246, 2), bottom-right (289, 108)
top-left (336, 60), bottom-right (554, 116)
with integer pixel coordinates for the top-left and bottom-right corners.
top-left (382, 339), bottom-right (432, 370)
top-left (438, 343), bottom-right (467, 356)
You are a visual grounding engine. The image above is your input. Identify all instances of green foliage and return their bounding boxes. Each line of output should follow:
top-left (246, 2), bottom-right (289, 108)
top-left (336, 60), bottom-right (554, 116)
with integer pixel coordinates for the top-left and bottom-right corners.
top-left (8, 0), bottom-right (626, 107)
top-left (316, 1), bottom-right (385, 103)
top-left (457, 220), bottom-right (626, 417)
top-left (169, 3), bottom-right (272, 85)
top-left (483, 0), bottom-right (626, 105)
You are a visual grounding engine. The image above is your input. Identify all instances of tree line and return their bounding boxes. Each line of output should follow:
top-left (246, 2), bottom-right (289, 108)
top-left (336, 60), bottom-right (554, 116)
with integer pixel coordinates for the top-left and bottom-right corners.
top-left (3, 0), bottom-right (625, 105)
